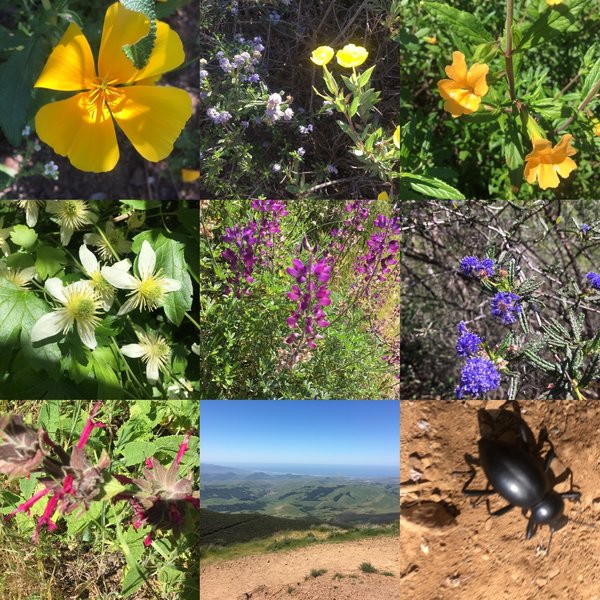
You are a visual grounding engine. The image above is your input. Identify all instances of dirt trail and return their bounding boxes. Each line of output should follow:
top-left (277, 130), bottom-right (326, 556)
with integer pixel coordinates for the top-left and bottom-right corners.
top-left (200, 536), bottom-right (400, 600)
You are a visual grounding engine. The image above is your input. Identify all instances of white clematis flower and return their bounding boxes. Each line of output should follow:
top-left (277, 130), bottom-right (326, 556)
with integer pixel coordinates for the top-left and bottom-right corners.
top-left (79, 244), bottom-right (130, 311)
top-left (101, 240), bottom-right (181, 315)
top-left (31, 278), bottom-right (103, 349)
top-left (45, 200), bottom-right (97, 246)
top-left (83, 221), bottom-right (132, 262)
top-left (17, 200), bottom-right (44, 227)
top-left (121, 329), bottom-right (172, 384)
top-left (0, 264), bottom-right (37, 289)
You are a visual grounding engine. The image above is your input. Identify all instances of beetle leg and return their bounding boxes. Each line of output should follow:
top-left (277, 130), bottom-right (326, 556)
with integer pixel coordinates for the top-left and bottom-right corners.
top-left (561, 491), bottom-right (581, 501)
top-left (525, 517), bottom-right (538, 540)
top-left (485, 499), bottom-right (514, 517)
top-left (543, 448), bottom-right (555, 472)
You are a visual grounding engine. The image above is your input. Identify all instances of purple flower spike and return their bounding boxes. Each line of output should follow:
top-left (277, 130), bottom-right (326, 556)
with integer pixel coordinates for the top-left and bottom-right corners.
top-left (455, 321), bottom-right (483, 357)
top-left (455, 357), bottom-right (501, 399)
top-left (287, 259), bottom-right (307, 281)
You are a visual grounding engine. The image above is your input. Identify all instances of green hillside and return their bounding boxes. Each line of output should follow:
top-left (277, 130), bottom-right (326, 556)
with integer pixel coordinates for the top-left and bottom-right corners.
top-left (199, 508), bottom-right (322, 546)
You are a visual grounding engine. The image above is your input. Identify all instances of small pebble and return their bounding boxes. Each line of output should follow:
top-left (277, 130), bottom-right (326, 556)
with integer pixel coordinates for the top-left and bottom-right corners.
top-left (536, 578), bottom-right (547, 588)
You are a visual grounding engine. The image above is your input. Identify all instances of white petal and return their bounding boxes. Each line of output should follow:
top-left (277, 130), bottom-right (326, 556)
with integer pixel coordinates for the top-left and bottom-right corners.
top-left (79, 244), bottom-right (98, 276)
top-left (117, 295), bottom-right (138, 315)
top-left (121, 343), bottom-right (145, 358)
top-left (25, 205), bottom-right (38, 228)
top-left (20, 266), bottom-right (37, 282)
top-left (162, 278), bottom-right (182, 292)
top-left (45, 277), bottom-right (68, 304)
top-left (31, 311), bottom-right (66, 343)
top-left (138, 240), bottom-right (156, 279)
top-left (60, 226), bottom-right (73, 246)
top-left (1, 240), bottom-right (10, 257)
top-left (76, 321), bottom-right (97, 349)
top-left (146, 359), bottom-right (160, 384)
top-left (101, 266), bottom-right (139, 290)
top-left (113, 258), bottom-right (132, 272)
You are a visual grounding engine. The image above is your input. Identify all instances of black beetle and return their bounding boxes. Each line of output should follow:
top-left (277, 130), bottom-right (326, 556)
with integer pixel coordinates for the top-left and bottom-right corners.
top-left (462, 418), bottom-right (580, 541)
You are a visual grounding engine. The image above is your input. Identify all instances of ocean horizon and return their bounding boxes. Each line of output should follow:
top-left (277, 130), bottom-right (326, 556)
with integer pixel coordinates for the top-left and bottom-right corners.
top-left (207, 462), bottom-right (400, 479)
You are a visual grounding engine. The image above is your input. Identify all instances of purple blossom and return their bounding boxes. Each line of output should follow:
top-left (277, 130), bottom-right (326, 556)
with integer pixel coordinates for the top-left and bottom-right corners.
top-left (455, 357), bottom-right (501, 399)
top-left (586, 272), bottom-right (600, 290)
top-left (297, 147), bottom-right (306, 157)
top-left (581, 224), bottom-right (591, 235)
top-left (207, 107), bottom-right (232, 125)
top-left (250, 200), bottom-right (288, 215)
top-left (355, 213), bottom-right (401, 282)
top-left (460, 256), bottom-right (495, 278)
top-left (248, 73), bottom-right (261, 83)
top-left (491, 291), bottom-right (521, 325)
top-left (455, 321), bottom-right (482, 357)
top-left (326, 164), bottom-right (338, 175)
top-left (299, 124), bottom-right (313, 135)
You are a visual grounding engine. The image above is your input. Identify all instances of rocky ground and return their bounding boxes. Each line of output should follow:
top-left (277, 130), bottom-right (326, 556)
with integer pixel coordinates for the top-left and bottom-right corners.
top-left (400, 400), bottom-right (600, 600)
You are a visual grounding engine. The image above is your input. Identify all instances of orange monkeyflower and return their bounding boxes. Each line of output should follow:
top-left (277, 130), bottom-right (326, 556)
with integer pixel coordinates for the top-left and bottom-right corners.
top-left (34, 2), bottom-right (192, 173)
top-left (437, 51), bottom-right (489, 118)
top-left (594, 123), bottom-right (600, 137)
top-left (524, 134), bottom-right (577, 190)
top-left (181, 169), bottom-right (200, 182)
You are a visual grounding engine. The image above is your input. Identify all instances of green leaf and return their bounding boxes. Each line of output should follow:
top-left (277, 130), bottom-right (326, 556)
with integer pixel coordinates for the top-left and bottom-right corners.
top-left (356, 65), bottom-right (376, 88)
top-left (517, 0), bottom-right (594, 52)
top-left (120, 200), bottom-right (162, 210)
top-left (0, 279), bottom-right (61, 369)
top-left (321, 65), bottom-right (339, 96)
top-left (401, 173), bottom-right (465, 200)
top-left (131, 231), bottom-right (194, 326)
top-left (422, 2), bottom-right (494, 44)
top-left (118, 440), bottom-right (157, 466)
top-left (580, 56), bottom-right (600, 103)
top-left (120, 0), bottom-right (157, 70)
top-left (0, 34), bottom-right (50, 146)
top-left (348, 96), bottom-right (360, 118)
top-left (10, 224), bottom-right (38, 249)
top-left (35, 243), bottom-right (67, 279)
top-left (91, 347), bottom-right (124, 399)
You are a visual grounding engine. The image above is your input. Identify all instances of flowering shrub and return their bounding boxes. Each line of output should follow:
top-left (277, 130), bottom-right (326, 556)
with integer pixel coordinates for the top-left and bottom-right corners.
top-left (200, 199), bottom-right (400, 399)
top-left (0, 200), bottom-right (199, 399)
top-left (401, 199), bottom-right (600, 400)
top-left (400, 0), bottom-right (599, 199)
top-left (0, 400), bottom-right (199, 597)
top-left (196, 0), bottom-right (399, 197)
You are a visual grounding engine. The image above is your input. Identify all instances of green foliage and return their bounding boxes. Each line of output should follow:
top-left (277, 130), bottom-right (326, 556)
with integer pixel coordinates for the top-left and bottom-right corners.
top-left (423, 2), bottom-right (494, 45)
top-left (119, 0), bottom-right (157, 70)
top-left (359, 562), bottom-right (378, 573)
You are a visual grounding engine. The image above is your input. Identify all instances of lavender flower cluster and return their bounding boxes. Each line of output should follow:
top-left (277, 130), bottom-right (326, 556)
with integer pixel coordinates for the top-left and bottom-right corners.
top-left (459, 255), bottom-right (495, 278)
top-left (355, 213), bottom-right (401, 283)
top-left (264, 93), bottom-right (294, 124)
top-left (285, 244), bottom-right (332, 352)
top-left (586, 271), bottom-right (600, 291)
top-left (221, 201), bottom-right (288, 296)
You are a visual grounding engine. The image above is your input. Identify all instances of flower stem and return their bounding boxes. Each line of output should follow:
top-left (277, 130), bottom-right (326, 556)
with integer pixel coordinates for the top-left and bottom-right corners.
top-left (505, 0), bottom-right (517, 104)
top-left (556, 79), bottom-right (600, 133)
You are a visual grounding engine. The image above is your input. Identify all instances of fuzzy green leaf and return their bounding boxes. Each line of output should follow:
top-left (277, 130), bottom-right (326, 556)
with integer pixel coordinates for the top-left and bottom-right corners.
top-left (10, 224), bottom-right (38, 249)
top-left (401, 173), bottom-right (465, 200)
top-left (423, 2), bottom-right (494, 44)
top-left (119, 0), bottom-right (157, 70)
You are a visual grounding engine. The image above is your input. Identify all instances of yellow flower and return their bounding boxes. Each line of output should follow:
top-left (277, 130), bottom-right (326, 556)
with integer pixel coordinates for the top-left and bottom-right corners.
top-left (546, 0), bottom-right (563, 5)
top-left (424, 36), bottom-right (437, 45)
top-left (524, 134), bottom-right (577, 190)
top-left (336, 44), bottom-right (369, 68)
top-left (181, 168), bottom-right (200, 182)
top-left (377, 192), bottom-right (389, 201)
top-left (594, 123), bottom-right (600, 137)
top-left (34, 2), bottom-right (192, 173)
top-left (437, 51), bottom-right (489, 118)
top-left (393, 125), bottom-right (400, 149)
top-left (310, 46), bottom-right (334, 66)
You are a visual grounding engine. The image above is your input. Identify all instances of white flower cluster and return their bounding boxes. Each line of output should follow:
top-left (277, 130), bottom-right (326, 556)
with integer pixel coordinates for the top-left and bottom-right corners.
top-left (264, 93), bottom-right (294, 125)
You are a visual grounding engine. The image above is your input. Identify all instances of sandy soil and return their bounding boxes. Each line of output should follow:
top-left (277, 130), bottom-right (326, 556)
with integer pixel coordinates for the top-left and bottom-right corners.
top-left (400, 400), bottom-right (600, 600)
top-left (200, 536), bottom-right (400, 600)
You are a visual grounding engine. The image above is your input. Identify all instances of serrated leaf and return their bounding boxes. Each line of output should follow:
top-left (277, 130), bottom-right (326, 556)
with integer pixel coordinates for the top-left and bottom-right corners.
top-left (423, 2), bottom-right (494, 44)
top-left (401, 173), bottom-right (465, 200)
top-left (131, 231), bottom-right (194, 326)
top-left (0, 279), bottom-right (61, 368)
top-left (0, 34), bottom-right (50, 146)
top-left (120, 0), bottom-right (157, 70)
top-left (10, 224), bottom-right (38, 248)
top-left (580, 56), bottom-right (600, 103)
top-left (517, 0), bottom-right (594, 52)
top-left (35, 243), bottom-right (67, 279)
top-left (118, 440), bottom-right (157, 466)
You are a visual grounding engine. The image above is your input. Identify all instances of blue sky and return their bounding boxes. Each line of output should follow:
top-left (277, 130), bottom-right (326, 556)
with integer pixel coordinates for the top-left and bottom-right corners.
top-left (200, 400), bottom-right (399, 467)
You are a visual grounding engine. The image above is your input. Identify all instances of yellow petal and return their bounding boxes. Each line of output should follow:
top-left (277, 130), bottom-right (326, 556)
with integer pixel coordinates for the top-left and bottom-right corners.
top-left (555, 156), bottom-right (577, 179)
top-left (110, 85), bottom-right (192, 162)
top-left (181, 168), bottom-right (200, 182)
top-left (336, 44), bottom-right (368, 68)
top-left (445, 51), bottom-right (467, 83)
top-left (554, 133), bottom-right (576, 157)
top-left (35, 93), bottom-right (119, 172)
top-left (34, 23), bottom-right (96, 91)
top-left (537, 163), bottom-right (560, 189)
top-left (310, 46), bottom-right (334, 66)
top-left (524, 162), bottom-right (537, 184)
top-left (467, 63), bottom-right (489, 96)
top-left (393, 125), bottom-right (400, 149)
top-left (98, 2), bottom-right (185, 84)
